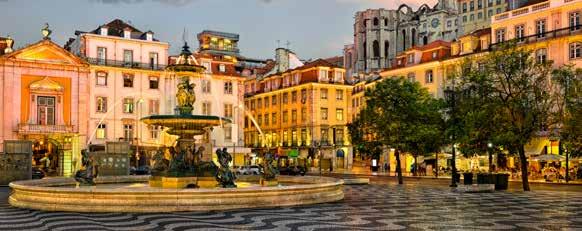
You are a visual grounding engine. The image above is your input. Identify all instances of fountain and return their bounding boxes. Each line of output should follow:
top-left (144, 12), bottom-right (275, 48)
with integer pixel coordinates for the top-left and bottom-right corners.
top-left (7, 43), bottom-right (344, 213)
top-left (140, 42), bottom-right (235, 189)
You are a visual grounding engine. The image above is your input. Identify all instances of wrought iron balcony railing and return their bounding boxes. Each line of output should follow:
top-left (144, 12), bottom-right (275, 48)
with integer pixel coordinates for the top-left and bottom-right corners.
top-left (84, 57), bottom-right (166, 71)
top-left (490, 26), bottom-right (582, 50)
top-left (17, 124), bottom-right (75, 134)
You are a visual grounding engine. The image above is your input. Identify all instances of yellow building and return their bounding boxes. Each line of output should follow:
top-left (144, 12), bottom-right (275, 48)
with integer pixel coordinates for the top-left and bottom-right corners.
top-left (244, 59), bottom-right (354, 170)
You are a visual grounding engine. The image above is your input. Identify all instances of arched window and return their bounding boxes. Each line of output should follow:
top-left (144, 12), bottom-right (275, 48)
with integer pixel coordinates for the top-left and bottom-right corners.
top-left (373, 17), bottom-right (379, 26)
top-left (411, 28), bottom-right (416, 47)
top-left (423, 36), bottom-right (428, 45)
top-left (373, 40), bottom-right (380, 57)
top-left (384, 41), bottom-right (389, 58)
top-left (384, 18), bottom-right (388, 26)
top-left (363, 41), bottom-right (367, 58)
top-left (402, 29), bottom-right (407, 50)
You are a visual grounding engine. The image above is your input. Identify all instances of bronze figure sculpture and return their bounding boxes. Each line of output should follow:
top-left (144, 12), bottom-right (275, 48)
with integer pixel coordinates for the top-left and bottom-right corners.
top-left (74, 149), bottom-right (98, 186)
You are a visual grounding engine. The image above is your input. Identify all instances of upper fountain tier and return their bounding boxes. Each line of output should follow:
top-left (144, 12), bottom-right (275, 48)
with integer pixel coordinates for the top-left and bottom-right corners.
top-left (140, 42), bottom-right (231, 138)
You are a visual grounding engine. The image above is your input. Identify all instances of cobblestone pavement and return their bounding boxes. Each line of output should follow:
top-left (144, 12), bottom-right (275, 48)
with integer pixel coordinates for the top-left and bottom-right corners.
top-left (1, 184), bottom-right (581, 231)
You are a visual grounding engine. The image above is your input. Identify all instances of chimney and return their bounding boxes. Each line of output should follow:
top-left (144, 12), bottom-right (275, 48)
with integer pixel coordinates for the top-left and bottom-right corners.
top-left (123, 27), bottom-right (131, 39)
top-left (100, 26), bottom-right (108, 36)
top-left (145, 31), bottom-right (153, 41)
top-left (275, 48), bottom-right (290, 73)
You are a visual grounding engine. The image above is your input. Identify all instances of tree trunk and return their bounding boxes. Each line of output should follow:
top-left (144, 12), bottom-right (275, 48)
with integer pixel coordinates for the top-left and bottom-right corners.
top-left (414, 155), bottom-right (418, 176)
top-left (395, 149), bottom-right (403, 184)
top-left (489, 151), bottom-right (493, 173)
top-left (518, 145), bottom-right (530, 191)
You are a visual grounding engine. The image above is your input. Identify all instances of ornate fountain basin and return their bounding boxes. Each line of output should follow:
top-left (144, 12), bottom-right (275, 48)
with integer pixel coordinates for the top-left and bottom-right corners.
top-left (9, 175), bottom-right (344, 213)
top-left (140, 114), bottom-right (231, 136)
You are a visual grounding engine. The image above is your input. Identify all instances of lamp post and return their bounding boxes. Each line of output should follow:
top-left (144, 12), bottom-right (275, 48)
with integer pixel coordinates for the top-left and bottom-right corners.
top-left (488, 142), bottom-right (493, 173)
top-left (135, 98), bottom-right (144, 168)
top-left (444, 86), bottom-right (458, 188)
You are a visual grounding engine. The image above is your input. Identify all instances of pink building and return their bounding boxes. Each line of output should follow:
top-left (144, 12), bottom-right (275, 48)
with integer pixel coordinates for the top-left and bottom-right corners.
top-left (0, 34), bottom-right (90, 177)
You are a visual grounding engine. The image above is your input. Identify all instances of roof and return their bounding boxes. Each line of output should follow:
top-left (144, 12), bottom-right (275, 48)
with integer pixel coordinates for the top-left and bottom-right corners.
top-left (197, 30), bottom-right (240, 41)
top-left (459, 27), bottom-right (491, 39)
top-left (76, 19), bottom-right (158, 41)
top-left (324, 56), bottom-right (344, 67)
top-left (262, 58), bottom-right (339, 79)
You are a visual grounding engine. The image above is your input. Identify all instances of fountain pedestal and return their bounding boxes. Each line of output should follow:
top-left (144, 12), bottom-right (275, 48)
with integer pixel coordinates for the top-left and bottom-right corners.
top-left (260, 179), bottom-right (279, 187)
top-left (149, 176), bottom-right (218, 188)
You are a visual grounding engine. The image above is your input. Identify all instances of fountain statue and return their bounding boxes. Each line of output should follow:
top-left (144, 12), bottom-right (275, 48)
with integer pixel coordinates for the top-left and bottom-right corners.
top-left (74, 149), bottom-right (99, 186)
top-left (259, 153), bottom-right (279, 186)
top-left (140, 42), bottom-right (231, 188)
top-left (216, 148), bottom-right (237, 188)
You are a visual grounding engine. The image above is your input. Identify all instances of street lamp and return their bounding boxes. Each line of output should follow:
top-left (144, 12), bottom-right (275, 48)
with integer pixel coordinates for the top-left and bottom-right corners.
top-left (444, 86), bottom-right (458, 187)
top-left (135, 98), bottom-right (144, 168)
top-left (488, 142), bottom-right (493, 173)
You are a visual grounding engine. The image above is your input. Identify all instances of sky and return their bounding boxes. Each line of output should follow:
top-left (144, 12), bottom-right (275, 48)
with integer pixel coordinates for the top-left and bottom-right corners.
top-left (0, 0), bottom-right (437, 60)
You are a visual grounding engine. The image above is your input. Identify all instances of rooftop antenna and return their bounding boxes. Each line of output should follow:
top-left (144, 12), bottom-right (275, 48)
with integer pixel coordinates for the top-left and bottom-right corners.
top-left (285, 40), bottom-right (291, 50)
top-left (276, 40), bottom-right (280, 48)
top-left (182, 27), bottom-right (188, 44)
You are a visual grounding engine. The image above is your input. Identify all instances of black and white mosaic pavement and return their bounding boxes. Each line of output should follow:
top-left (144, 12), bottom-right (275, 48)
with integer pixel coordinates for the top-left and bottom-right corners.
top-left (1, 184), bottom-right (581, 231)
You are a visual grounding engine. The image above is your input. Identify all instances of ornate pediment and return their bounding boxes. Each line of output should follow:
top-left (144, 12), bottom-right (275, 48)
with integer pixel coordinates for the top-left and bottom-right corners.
top-left (3, 40), bottom-right (87, 66)
top-left (29, 77), bottom-right (64, 92)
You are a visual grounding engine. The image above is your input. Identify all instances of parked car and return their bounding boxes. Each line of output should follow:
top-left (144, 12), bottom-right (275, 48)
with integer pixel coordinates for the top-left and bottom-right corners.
top-left (278, 165), bottom-right (306, 176)
top-left (235, 166), bottom-right (260, 175)
top-left (130, 166), bottom-right (150, 175)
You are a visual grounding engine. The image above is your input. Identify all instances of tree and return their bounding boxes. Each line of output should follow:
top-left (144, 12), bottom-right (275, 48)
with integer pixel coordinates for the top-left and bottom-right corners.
top-left (347, 119), bottom-right (383, 160)
top-left (354, 77), bottom-right (444, 184)
top-left (552, 65), bottom-right (582, 158)
top-left (460, 42), bottom-right (554, 191)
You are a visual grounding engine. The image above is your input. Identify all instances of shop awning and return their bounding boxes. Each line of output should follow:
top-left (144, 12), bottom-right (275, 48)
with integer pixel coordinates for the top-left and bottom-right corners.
top-left (287, 149), bottom-right (299, 158)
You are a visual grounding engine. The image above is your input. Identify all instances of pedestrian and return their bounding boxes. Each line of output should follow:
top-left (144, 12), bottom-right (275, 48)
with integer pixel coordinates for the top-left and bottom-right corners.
top-left (384, 162), bottom-right (388, 173)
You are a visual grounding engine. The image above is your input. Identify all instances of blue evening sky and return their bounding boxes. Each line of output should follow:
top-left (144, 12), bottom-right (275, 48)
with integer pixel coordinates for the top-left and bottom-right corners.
top-left (0, 0), bottom-right (435, 60)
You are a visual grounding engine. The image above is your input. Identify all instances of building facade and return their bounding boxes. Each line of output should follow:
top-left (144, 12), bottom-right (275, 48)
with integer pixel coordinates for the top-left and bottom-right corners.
top-left (344, 0), bottom-right (460, 78)
top-left (0, 34), bottom-right (90, 177)
top-left (244, 49), bottom-right (353, 170)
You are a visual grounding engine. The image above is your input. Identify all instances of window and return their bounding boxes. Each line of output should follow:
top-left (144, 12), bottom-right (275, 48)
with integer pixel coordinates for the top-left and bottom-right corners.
top-left (301, 129), bottom-right (307, 145)
top-left (478, 0), bottom-right (482, 9)
top-left (321, 108), bottom-right (328, 120)
top-left (319, 69), bottom-right (328, 80)
top-left (150, 125), bottom-right (160, 139)
top-left (407, 54), bottom-right (414, 64)
top-left (293, 73), bottom-right (300, 84)
top-left (536, 19), bottom-right (546, 38)
top-left (292, 130), bottom-right (297, 145)
top-left (373, 40), bottom-right (380, 57)
top-left (425, 70), bottom-right (434, 84)
top-left (470, 1), bottom-right (474, 11)
top-left (202, 80), bottom-right (211, 93)
top-left (219, 64), bottom-right (226, 72)
top-left (123, 73), bottom-right (134, 87)
top-left (463, 15), bottom-right (467, 22)
top-left (96, 96), bottom-right (107, 113)
top-left (202, 102), bottom-right (212, 115)
top-left (224, 81), bottom-right (233, 94)
top-left (470, 14), bottom-right (475, 21)
top-left (258, 115), bottom-right (262, 125)
top-left (283, 92), bottom-right (288, 104)
top-left (257, 98), bottom-right (262, 109)
top-left (96, 124), bottom-right (106, 139)
top-left (536, 48), bottom-right (547, 63)
top-left (488, 0), bottom-right (493, 7)
top-left (149, 76), bottom-right (159, 89)
top-left (149, 52), bottom-right (158, 69)
top-left (149, 99), bottom-right (159, 115)
top-left (272, 113), bottom-right (277, 124)
top-left (478, 12), bottom-right (483, 19)
top-left (321, 88), bottom-right (328, 99)
top-left (570, 42), bottom-right (582, 59)
top-left (123, 123), bottom-right (133, 141)
top-left (496, 28), bottom-right (506, 42)
top-left (224, 127), bottom-right (232, 140)
top-left (283, 111), bottom-right (288, 123)
top-left (515, 25), bottom-right (525, 42)
top-left (291, 91), bottom-right (297, 102)
top-left (432, 51), bottom-right (438, 59)
top-left (488, 10), bottom-right (493, 17)
top-left (336, 89), bottom-right (343, 100)
top-left (37, 96), bottom-right (55, 125)
top-left (301, 107), bottom-right (307, 121)
top-left (264, 97), bottom-right (269, 107)
top-left (373, 17), bottom-right (379, 26)
top-left (496, 0), bottom-right (500, 4)
top-left (571, 11), bottom-right (581, 31)
top-left (463, 3), bottom-right (467, 13)
top-left (447, 20), bottom-right (452, 27)
top-left (123, 50), bottom-right (133, 65)
top-left (224, 104), bottom-right (233, 118)
top-left (97, 47), bottom-right (107, 64)
top-left (272, 95), bottom-right (277, 105)
top-left (123, 98), bottom-right (134, 113)
top-left (336, 129), bottom-right (344, 144)
top-left (264, 113), bottom-right (269, 125)
top-left (407, 73), bottom-right (416, 82)
top-left (321, 129), bottom-right (329, 143)
top-left (301, 89), bottom-right (307, 102)
top-left (96, 71), bottom-right (107, 86)
top-left (496, 8), bottom-right (501, 14)
top-left (336, 109), bottom-right (344, 121)
top-left (202, 61), bottom-right (211, 73)
top-left (250, 100), bottom-right (255, 110)
top-left (291, 110), bottom-right (297, 124)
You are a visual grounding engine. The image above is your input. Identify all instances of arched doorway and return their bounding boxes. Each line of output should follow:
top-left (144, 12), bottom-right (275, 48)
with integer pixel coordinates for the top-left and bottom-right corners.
top-left (32, 138), bottom-right (61, 177)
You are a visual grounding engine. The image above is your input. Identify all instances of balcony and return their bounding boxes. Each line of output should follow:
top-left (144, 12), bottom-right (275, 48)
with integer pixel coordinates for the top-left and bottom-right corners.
top-left (491, 26), bottom-right (582, 50)
top-left (17, 124), bottom-right (75, 134)
top-left (84, 57), bottom-right (166, 71)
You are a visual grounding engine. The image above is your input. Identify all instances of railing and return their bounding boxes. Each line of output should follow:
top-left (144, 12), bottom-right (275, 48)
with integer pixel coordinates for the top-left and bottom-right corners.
top-left (200, 46), bottom-right (240, 53)
top-left (490, 26), bottom-right (582, 49)
top-left (17, 124), bottom-right (75, 134)
top-left (84, 57), bottom-right (166, 71)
